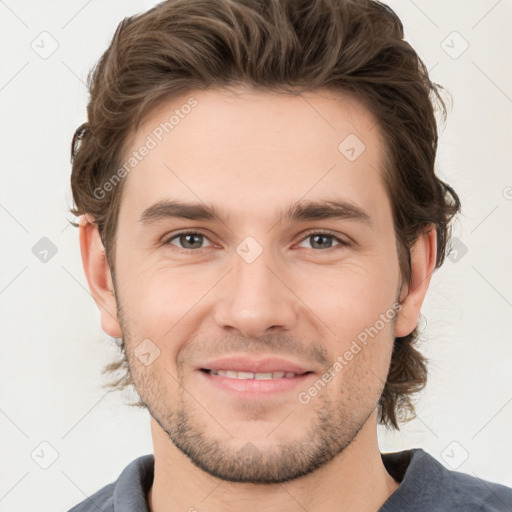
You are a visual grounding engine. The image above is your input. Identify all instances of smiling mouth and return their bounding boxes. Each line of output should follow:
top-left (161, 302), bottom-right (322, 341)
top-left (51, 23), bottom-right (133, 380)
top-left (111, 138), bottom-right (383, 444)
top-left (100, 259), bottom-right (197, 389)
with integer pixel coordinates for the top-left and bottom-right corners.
top-left (201, 369), bottom-right (313, 380)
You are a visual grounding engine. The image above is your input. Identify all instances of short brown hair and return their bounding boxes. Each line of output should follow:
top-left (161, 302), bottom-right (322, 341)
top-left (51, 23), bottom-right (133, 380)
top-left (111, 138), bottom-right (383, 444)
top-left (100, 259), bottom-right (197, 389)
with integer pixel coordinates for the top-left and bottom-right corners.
top-left (69, 0), bottom-right (460, 429)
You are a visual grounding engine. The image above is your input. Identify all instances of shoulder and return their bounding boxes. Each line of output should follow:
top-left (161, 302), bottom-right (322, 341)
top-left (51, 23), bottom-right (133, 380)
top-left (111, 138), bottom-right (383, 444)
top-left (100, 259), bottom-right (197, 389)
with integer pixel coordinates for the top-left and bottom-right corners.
top-left (381, 448), bottom-right (512, 511)
top-left (66, 482), bottom-right (115, 512)
top-left (438, 461), bottom-right (512, 511)
top-left (66, 454), bottom-right (154, 512)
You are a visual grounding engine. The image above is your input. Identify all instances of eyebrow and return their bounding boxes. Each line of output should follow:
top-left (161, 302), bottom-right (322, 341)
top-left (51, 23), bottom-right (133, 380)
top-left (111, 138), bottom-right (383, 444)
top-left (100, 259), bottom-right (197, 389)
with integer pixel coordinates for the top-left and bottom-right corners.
top-left (138, 198), bottom-right (371, 227)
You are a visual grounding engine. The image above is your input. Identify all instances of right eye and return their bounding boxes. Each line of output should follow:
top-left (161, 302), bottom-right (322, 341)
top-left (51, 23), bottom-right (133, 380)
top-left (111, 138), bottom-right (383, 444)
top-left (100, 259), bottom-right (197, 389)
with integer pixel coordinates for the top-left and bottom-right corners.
top-left (163, 231), bottom-right (214, 252)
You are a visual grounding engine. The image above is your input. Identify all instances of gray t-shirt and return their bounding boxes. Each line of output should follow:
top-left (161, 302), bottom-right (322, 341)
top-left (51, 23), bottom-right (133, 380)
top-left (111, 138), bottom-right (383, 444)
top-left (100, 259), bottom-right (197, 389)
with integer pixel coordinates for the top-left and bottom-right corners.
top-left (67, 448), bottom-right (512, 511)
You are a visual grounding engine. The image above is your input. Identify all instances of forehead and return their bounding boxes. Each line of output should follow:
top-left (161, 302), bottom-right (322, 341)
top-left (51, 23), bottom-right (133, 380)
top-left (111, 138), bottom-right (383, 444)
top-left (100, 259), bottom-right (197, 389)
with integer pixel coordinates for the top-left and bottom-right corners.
top-left (118, 86), bottom-right (388, 226)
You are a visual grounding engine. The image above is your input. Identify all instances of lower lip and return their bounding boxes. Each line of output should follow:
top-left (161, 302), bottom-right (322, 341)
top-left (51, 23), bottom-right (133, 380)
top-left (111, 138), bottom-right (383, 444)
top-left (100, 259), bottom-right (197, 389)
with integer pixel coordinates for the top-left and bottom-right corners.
top-left (198, 370), bottom-right (314, 397)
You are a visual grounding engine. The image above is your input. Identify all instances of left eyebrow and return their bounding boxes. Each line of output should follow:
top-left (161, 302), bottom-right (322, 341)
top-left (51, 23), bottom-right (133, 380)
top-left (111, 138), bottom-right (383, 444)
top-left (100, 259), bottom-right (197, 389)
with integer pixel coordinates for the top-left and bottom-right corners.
top-left (280, 199), bottom-right (372, 226)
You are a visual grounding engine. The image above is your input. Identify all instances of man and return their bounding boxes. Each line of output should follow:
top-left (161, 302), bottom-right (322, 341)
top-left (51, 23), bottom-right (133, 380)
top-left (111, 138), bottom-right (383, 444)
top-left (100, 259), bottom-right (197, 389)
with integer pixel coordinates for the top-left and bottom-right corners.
top-left (68, 0), bottom-right (512, 510)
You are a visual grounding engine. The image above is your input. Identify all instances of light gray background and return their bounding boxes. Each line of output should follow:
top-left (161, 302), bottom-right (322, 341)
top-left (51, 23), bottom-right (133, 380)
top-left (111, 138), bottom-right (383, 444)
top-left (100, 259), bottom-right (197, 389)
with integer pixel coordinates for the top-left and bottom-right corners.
top-left (1, 1), bottom-right (511, 511)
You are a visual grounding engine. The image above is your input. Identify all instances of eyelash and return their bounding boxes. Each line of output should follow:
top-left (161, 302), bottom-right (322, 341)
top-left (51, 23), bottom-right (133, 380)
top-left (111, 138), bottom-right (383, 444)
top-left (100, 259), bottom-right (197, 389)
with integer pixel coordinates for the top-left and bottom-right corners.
top-left (162, 230), bottom-right (350, 254)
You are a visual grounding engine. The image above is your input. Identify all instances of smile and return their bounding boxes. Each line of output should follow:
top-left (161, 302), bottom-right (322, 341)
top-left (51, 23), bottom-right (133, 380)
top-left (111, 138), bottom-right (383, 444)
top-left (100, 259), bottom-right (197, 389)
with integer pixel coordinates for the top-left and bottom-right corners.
top-left (203, 369), bottom-right (308, 379)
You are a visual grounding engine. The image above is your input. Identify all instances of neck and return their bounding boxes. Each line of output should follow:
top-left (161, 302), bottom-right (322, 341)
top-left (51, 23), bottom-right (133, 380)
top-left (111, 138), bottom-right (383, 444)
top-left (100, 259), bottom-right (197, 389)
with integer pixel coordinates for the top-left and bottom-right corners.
top-left (147, 411), bottom-right (399, 512)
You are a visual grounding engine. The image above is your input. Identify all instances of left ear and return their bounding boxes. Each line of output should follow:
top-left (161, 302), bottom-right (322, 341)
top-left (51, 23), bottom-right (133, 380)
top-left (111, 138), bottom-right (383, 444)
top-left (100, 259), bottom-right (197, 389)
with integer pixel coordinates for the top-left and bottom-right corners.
top-left (395, 227), bottom-right (437, 338)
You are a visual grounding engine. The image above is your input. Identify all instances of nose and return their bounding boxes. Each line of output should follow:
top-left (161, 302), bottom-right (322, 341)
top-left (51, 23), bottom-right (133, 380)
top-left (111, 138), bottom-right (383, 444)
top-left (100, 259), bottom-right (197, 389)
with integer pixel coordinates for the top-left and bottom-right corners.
top-left (213, 247), bottom-right (298, 338)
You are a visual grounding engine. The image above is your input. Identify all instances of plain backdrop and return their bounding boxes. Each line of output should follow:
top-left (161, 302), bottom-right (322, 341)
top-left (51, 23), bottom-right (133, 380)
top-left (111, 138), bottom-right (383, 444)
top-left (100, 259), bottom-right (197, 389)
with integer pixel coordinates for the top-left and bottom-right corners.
top-left (0, 1), bottom-right (511, 511)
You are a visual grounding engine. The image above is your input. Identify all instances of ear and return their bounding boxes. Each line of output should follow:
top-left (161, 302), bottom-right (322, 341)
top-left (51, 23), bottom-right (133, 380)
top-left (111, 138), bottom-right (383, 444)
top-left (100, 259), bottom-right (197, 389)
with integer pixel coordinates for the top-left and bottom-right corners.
top-left (395, 227), bottom-right (437, 338)
top-left (79, 214), bottom-right (122, 338)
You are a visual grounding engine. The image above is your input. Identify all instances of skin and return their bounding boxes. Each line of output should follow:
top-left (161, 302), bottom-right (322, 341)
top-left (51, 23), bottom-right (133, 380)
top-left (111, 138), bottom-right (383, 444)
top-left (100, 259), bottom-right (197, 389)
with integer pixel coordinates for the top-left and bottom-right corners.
top-left (80, 86), bottom-right (437, 511)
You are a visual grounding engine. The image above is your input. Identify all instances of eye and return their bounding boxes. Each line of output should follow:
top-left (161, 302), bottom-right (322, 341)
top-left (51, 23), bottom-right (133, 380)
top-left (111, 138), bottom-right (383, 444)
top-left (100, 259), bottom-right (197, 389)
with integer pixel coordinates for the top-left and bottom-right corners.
top-left (164, 231), bottom-right (213, 252)
top-left (296, 231), bottom-right (349, 250)
top-left (162, 229), bottom-right (350, 253)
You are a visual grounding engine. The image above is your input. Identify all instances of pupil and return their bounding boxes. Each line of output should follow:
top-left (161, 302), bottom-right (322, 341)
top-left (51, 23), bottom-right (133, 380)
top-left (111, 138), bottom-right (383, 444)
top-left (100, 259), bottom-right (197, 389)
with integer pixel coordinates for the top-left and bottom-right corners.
top-left (182, 234), bottom-right (202, 248)
top-left (312, 234), bottom-right (331, 249)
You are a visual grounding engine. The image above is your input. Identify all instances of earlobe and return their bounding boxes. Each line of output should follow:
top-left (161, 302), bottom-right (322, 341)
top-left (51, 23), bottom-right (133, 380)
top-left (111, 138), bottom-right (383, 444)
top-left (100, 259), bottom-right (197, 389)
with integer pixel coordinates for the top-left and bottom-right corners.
top-left (394, 227), bottom-right (437, 338)
top-left (79, 215), bottom-right (122, 338)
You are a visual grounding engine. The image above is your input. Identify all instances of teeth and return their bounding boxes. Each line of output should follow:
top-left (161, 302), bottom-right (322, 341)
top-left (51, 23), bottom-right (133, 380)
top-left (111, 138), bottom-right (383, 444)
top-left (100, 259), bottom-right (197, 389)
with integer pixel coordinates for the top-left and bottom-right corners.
top-left (209, 369), bottom-right (298, 379)
top-left (235, 371), bottom-right (255, 379)
top-left (256, 372), bottom-right (273, 380)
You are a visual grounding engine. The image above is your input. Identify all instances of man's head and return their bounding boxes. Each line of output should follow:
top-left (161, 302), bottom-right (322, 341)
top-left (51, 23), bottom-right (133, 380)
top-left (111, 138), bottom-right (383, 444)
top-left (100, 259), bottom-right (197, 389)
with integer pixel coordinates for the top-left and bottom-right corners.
top-left (71, 0), bottom-right (460, 484)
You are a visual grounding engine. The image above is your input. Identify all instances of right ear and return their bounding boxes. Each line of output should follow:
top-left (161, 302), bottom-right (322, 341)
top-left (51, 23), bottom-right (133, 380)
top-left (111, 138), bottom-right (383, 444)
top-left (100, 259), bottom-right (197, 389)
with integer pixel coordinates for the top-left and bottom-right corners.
top-left (79, 214), bottom-right (122, 338)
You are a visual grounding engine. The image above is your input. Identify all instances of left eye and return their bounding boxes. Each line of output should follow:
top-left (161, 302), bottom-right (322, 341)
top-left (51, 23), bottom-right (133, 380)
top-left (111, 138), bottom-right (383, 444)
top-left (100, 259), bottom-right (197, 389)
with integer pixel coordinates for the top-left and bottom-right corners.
top-left (297, 231), bottom-right (347, 250)
top-left (164, 231), bottom-right (347, 251)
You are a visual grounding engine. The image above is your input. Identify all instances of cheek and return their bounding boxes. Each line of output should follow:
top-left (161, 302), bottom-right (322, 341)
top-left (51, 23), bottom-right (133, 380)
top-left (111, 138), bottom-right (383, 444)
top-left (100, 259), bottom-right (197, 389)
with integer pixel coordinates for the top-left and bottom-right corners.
top-left (300, 258), bottom-right (399, 396)
top-left (299, 258), bottom-right (399, 338)
top-left (116, 258), bottom-right (204, 332)
top-left (321, 317), bottom-right (396, 409)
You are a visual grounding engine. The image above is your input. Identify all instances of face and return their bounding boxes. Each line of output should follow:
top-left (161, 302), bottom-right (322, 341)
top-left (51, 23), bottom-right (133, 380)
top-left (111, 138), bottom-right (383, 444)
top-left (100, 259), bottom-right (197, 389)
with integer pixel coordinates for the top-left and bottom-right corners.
top-left (107, 86), bottom-right (405, 483)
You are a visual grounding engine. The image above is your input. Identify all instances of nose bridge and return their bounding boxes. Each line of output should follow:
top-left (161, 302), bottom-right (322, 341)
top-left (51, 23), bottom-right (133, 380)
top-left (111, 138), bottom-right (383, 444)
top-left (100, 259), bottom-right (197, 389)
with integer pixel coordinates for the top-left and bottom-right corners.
top-left (213, 237), bottom-right (298, 336)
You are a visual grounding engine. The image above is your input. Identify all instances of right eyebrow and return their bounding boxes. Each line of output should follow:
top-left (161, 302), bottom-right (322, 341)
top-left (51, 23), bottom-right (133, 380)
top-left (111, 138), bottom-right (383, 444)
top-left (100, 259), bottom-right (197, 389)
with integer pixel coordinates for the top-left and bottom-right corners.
top-left (138, 200), bottom-right (230, 225)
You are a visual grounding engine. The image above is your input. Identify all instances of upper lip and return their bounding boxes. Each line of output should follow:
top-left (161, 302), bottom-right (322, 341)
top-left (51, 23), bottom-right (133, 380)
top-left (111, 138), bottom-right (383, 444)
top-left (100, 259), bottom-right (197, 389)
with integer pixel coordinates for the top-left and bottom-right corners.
top-left (198, 356), bottom-right (315, 374)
